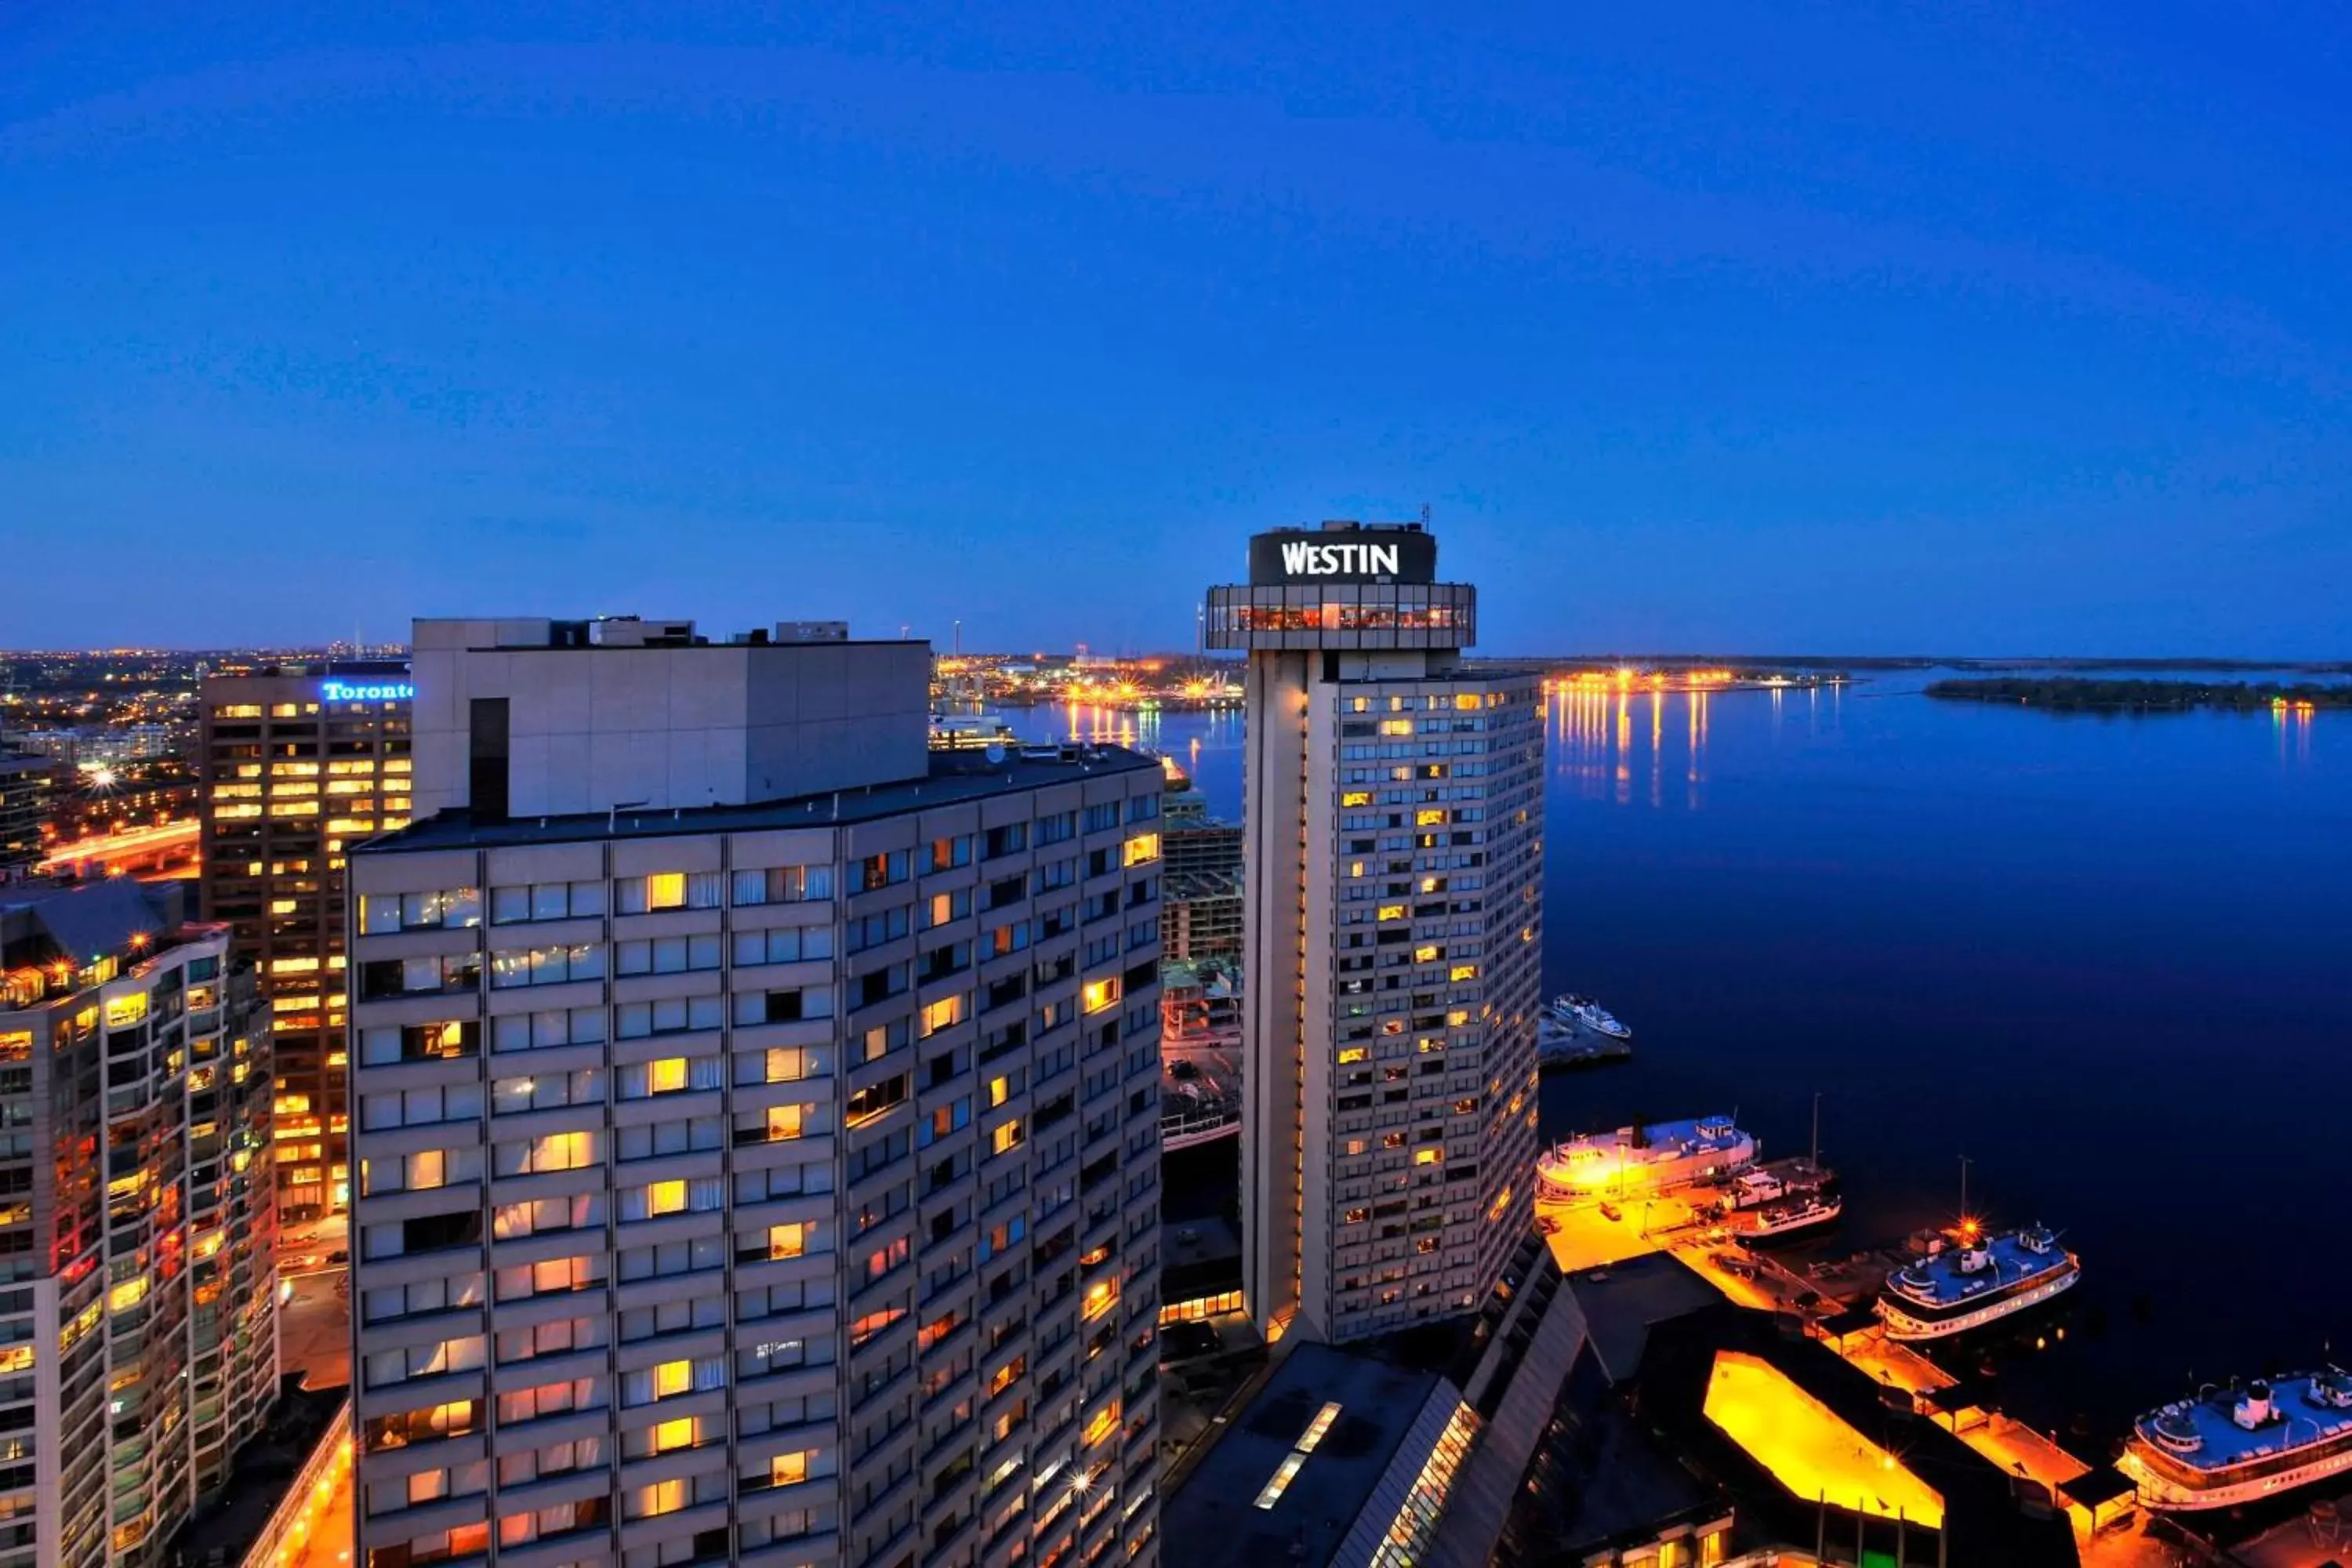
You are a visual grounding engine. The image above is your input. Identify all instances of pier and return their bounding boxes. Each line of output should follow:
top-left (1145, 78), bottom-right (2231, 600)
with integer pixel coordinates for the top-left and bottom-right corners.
top-left (1533, 1183), bottom-right (2160, 1559)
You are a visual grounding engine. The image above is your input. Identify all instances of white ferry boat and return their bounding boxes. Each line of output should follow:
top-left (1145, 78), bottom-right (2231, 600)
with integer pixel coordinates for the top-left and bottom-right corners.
top-left (1537, 1013), bottom-right (1632, 1069)
top-left (1875, 1221), bottom-right (2080, 1340)
top-left (1536, 1114), bottom-right (1755, 1201)
top-left (1550, 993), bottom-right (1632, 1040)
top-left (1733, 1191), bottom-right (1843, 1248)
top-left (2121, 1371), bottom-right (2352, 1511)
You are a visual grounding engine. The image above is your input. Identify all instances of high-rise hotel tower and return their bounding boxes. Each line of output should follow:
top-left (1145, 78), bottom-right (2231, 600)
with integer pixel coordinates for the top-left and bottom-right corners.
top-left (1207, 523), bottom-right (1543, 1345)
top-left (347, 617), bottom-right (1164, 1568)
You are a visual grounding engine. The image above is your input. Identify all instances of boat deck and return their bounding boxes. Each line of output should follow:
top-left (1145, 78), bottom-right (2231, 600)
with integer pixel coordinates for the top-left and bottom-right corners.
top-left (2136, 1376), bottom-right (2352, 1473)
top-left (1888, 1230), bottom-right (2072, 1308)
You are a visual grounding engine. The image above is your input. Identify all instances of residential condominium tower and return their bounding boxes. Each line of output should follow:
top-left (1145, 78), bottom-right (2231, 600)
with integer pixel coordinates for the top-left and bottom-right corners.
top-left (0, 880), bottom-right (279, 1568)
top-left (1207, 523), bottom-right (1544, 1346)
top-left (200, 659), bottom-right (414, 1219)
top-left (346, 616), bottom-right (1165, 1568)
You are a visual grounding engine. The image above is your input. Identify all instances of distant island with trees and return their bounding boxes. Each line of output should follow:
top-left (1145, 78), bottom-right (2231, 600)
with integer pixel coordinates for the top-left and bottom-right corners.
top-left (1925, 677), bottom-right (2352, 713)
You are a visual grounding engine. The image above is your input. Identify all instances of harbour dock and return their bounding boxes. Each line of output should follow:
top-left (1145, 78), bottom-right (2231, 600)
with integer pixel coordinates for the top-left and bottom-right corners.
top-left (1534, 1178), bottom-right (2147, 1555)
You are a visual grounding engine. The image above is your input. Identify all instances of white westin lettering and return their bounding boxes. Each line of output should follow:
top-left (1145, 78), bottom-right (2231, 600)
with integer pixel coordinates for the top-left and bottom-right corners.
top-left (1277, 539), bottom-right (1402, 577)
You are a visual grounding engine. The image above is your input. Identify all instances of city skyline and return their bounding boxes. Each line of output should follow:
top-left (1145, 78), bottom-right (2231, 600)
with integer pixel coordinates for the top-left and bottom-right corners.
top-left (7, 5), bottom-right (2351, 655)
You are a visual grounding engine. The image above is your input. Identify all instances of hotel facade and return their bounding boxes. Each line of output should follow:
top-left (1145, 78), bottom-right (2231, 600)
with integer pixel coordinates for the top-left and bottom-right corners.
top-left (1207, 524), bottom-right (1544, 1345)
top-left (346, 617), bottom-right (1164, 1568)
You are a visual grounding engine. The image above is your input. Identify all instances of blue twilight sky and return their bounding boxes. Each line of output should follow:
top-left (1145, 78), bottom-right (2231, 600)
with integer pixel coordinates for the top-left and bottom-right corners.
top-left (3, 2), bottom-right (2350, 657)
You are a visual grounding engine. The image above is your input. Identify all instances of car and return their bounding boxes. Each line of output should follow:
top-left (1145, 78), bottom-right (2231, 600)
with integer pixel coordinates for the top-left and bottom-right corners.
top-left (327, 1249), bottom-right (349, 1265)
top-left (1711, 1254), bottom-right (1759, 1279)
top-left (1534, 1214), bottom-right (1561, 1236)
top-left (1597, 1202), bottom-right (1623, 1223)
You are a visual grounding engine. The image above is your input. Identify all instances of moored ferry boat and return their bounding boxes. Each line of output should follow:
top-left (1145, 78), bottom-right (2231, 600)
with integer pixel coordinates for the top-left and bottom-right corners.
top-left (1537, 1013), bottom-right (1632, 1069)
top-left (1550, 993), bottom-right (1632, 1040)
top-left (1876, 1221), bottom-right (2080, 1339)
top-left (1733, 1190), bottom-right (1844, 1248)
top-left (2121, 1371), bottom-right (2352, 1511)
top-left (1537, 1114), bottom-right (1756, 1200)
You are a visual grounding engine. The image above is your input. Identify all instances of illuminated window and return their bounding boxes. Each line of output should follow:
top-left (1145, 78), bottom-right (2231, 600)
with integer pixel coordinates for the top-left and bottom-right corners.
top-left (1121, 833), bottom-right (1160, 867)
top-left (644, 1180), bottom-right (686, 1217)
top-left (1449, 964), bottom-right (1478, 982)
top-left (652, 1360), bottom-right (691, 1399)
top-left (765, 1105), bottom-right (805, 1141)
top-left (985, 1075), bottom-right (1011, 1109)
top-left (1376, 904), bottom-right (1406, 922)
top-left (1083, 1401), bottom-right (1121, 1446)
top-left (920, 995), bottom-right (966, 1036)
top-left (991, 1120), bottom-right (1025, 1157)
top-left (1336, 1047), bottom-right (1367, 1065)
top-left (1378, 719), bottom-right (1413, 736)
top-left (1413, 945), bottom-right (1439, 964)
top-left (645, 1058), bottom-right (687, 1094)
top-left (1415, 808), bottom-right (1446, 826)
top-left (644, 873), bottom-right (686, 910)
top-left (650, 1417), bottom-right (699, 1454)
top-left (770, 1450), bottom-right (811, 1487)
top-left (1081, 978), bottom-right (1121, 1014)
top-left (1340, 791), bottom-right (1372, 808)
top-left (633, 1479), bottom-right (686, 1518)
top-left (764, 1223), bottom-right (807, 1260)
top-left (1414, 1148), bottom-right (1440, 1166)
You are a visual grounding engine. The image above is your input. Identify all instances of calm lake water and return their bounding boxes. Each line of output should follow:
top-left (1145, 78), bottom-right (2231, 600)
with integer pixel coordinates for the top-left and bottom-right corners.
top-left (1019, 673), bottom-right (2351, 1438)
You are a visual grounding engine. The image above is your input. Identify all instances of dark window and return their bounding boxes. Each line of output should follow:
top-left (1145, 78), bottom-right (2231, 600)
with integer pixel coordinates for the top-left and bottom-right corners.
top-left (470, 697), bottom-right (510, 820)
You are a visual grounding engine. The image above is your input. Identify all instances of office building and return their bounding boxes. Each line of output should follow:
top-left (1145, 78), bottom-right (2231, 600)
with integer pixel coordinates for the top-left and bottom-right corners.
top-left (347, 616), bottom-right (1164, 1568)
top-left (201, 660), bottom-right (413, 1218)
top-left (0, 753), bottom-right (57, 880)
top-left (1207, 522), bottom-right (1544, 1346)
top-left (0, 879), bottom-right (279, 1568)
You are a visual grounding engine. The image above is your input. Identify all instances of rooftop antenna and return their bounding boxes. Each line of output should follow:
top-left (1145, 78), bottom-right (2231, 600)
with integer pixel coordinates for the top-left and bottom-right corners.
top-left (608, 799), bottom-right (648, 833)
top-left (1420, 503), bottom-right (1432, 525)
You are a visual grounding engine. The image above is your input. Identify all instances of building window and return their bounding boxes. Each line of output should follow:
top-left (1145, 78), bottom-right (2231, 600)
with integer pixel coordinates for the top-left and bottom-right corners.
top-left (359, 888), bottom-right (482, 934)
top-left (616, 872), bottom-right (722, 913)
top-left (488, 881), bottom-right (606, 924)
top-left (731, 865), bottom-right (834, 906)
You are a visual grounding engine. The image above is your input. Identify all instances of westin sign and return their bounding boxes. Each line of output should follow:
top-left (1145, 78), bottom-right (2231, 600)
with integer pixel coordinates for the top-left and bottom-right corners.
top-left (1247, 529), bottom-right (1437, 586)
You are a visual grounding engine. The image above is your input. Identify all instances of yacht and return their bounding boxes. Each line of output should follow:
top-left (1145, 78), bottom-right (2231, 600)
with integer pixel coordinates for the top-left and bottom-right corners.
top-left (1551, 993), bottom-right (1632, 1040)
top-left (1733, 1191), bottom-right (1844, 1247)
top-left (1537, 1013), bottom-right (1632, 1069)
top-left (1537, 1114), bottom-right (1755, 1201)
top-left (2121, 1371), bottom-right (2352, 1511)
top-left (1876, 1221), bottom-right (2080, 1339)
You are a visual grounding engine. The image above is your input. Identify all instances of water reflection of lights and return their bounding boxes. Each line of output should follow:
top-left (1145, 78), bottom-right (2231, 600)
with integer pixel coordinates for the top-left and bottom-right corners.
top-left (1548, 684), bottom-right (1711, 809)
top-left (1062, 701), bottom-right (1145, 749)
top-left (2273, 698), bottom-right (2314, 767)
